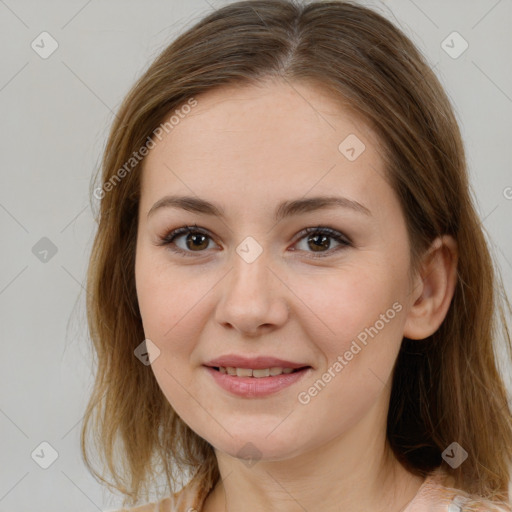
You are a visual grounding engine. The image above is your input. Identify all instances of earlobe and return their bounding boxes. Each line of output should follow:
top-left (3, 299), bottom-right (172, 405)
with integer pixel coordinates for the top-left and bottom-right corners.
top-left (403, 235), bottom-right (458, 340)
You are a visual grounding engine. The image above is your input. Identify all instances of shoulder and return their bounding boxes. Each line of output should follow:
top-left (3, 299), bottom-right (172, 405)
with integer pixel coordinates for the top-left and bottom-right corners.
top-left (408, 467), bottom-right (511, 512)
top-left (447, 494), bottom-right (511, 512)
top-left (109, 503), bottom-right (162, 512)
top-left (107, 497), bottom-right (172, 512)
top-left (107, 471), bottom-right (213, 512)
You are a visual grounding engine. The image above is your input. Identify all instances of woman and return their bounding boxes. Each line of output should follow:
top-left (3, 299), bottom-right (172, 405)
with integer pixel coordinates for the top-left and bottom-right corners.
top-left (82, 1), bottom-right (512, 510)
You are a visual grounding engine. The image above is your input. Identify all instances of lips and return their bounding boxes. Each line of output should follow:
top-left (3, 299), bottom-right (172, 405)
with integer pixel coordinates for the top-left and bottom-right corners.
top-left (203, 354), bottom-right (312, 397)
top-left (205, 365), bottom-right (312, 397)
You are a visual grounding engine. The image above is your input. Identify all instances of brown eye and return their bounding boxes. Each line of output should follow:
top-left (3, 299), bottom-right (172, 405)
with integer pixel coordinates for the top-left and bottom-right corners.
top-left (158, 225), bottom-right (218, 257)
top-left (184, 232), bottom-right (210, 251)
top-left (293, 227), bottom-right (351, 258)
top-left (307, 233), bottom-right (332, 252)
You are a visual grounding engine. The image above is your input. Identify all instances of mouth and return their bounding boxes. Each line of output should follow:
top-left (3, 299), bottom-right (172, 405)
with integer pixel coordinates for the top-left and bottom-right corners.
top-left (204, 363), bottom-right (312, 398)
top-left (209, 366), bottom-right (311, 377)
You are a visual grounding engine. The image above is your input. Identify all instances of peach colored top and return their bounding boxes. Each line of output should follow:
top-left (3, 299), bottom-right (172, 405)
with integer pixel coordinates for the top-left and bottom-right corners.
top-left (111, 466), bottom-right (511, 512)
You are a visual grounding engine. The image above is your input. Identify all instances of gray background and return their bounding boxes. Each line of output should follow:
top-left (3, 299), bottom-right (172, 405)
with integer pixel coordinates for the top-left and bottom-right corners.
top-left (0, 0), bottom-right (511, 511)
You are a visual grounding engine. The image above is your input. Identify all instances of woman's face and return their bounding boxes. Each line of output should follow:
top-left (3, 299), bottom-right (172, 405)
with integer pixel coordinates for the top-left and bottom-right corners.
top-left (135, 80), bottom-right (417, 461)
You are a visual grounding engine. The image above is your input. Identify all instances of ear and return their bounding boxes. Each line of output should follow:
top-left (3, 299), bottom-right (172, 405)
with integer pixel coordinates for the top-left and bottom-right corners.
top-left (403, 235), bottom-right (458, 340)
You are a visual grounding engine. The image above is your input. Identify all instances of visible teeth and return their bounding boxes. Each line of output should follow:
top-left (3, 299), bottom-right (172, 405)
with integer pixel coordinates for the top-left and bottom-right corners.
top-left (217, 366), bottom-right (300, 377)
top-left (252, 368), bottom-right (270, 378)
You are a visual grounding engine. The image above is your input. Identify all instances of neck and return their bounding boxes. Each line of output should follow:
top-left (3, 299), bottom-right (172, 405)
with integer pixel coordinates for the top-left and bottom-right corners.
top-left (203, 395), bottom-right (425, 512)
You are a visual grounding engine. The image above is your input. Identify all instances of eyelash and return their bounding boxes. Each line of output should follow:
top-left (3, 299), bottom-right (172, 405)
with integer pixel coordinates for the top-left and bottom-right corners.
top-left (156, 224), bottom-right (352, 259)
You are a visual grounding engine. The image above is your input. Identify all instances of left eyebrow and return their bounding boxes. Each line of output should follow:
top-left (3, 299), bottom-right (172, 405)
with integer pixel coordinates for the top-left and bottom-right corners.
top-left (146, 194), bottom-right (372, 220)
top-left (275, 195), bottom-right (371, 219)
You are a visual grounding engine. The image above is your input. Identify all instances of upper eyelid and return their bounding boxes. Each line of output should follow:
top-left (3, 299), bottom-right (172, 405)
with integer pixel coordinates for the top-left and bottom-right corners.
top-left (162, 225), bottom-right (348, 241)
top-left (160, 225), bottom-right (352, 252)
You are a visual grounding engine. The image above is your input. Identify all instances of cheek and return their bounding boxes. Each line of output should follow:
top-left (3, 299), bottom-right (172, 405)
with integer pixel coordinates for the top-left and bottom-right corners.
top-left (290, 262), bottom-right (406, 356)
top-left (291, 269), bottom-right (406, 439)
top-left (134, 250), bottom-right (221, 408)
top-left (135, 248), bottom-right (212, 343)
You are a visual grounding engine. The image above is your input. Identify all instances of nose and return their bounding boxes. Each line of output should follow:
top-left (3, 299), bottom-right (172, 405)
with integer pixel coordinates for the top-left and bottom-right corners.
top-left (214, 249), bottom-right (290, 337)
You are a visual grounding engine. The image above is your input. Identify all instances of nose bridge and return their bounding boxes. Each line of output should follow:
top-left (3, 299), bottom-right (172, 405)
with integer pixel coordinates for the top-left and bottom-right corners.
top-left (215, 236), bottom-right (289, 334)
top-left (229, 238), bottom-right (275, 302)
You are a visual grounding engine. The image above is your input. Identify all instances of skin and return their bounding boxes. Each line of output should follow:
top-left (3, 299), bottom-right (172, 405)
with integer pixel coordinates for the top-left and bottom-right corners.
top-left (134, 79), bottom-right (458, 512)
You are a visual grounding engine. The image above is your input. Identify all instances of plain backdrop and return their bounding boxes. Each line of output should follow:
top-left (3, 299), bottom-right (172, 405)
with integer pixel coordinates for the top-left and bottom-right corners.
top-left (0, 0), bottom-right (511, 510)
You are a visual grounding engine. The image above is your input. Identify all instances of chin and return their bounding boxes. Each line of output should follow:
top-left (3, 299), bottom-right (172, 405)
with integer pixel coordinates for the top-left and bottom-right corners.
top-left (202, 425), bottom-right (312, 463)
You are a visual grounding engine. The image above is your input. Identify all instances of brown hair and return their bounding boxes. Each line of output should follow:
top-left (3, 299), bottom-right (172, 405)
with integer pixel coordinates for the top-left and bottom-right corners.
top-left (82, 0), bottom-right (512, 506)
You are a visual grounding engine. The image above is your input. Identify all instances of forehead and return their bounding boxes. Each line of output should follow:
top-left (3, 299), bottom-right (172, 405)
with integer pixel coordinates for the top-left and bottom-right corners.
top-left (140, 80), bottom-right (390, 214)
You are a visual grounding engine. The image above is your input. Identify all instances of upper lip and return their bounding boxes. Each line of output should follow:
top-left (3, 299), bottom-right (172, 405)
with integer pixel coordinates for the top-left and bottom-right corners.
top-left (204, 354), bottom-right (310, 370)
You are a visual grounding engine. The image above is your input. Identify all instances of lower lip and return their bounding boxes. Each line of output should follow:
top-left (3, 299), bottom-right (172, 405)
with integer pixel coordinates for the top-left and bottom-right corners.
top-left (205, 366), bottom-right (311, 398)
